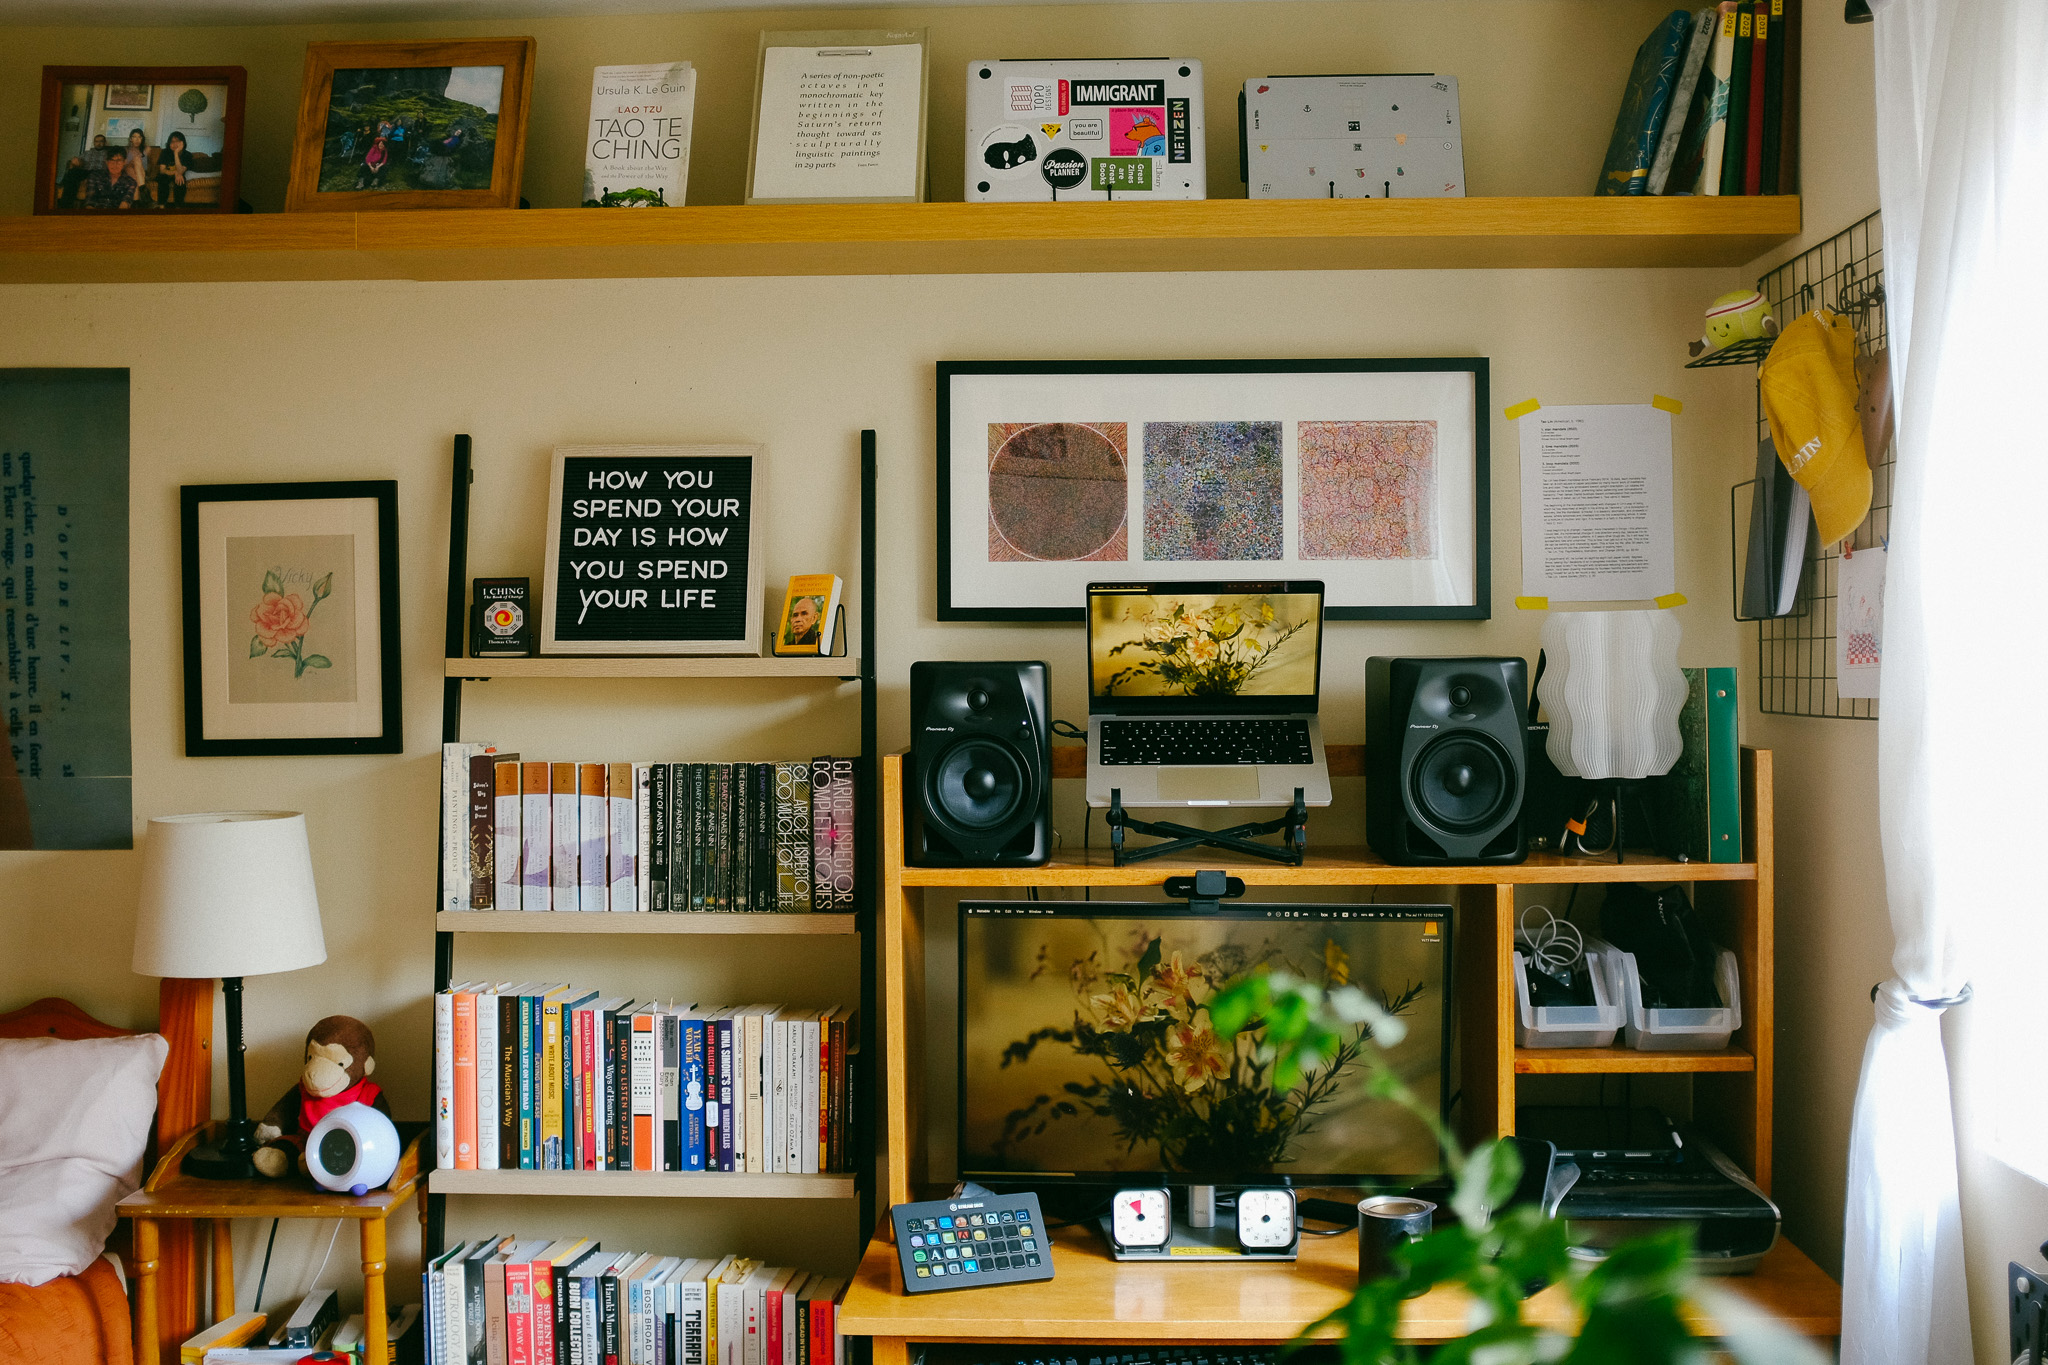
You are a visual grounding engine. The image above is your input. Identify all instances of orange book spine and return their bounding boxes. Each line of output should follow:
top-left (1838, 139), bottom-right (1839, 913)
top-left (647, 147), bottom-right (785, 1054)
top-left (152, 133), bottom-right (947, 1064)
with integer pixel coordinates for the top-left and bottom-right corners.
top-left (632, 1010), bottom-right (657, 1171)
top-left (452, 988), bottom-right (478, 1169)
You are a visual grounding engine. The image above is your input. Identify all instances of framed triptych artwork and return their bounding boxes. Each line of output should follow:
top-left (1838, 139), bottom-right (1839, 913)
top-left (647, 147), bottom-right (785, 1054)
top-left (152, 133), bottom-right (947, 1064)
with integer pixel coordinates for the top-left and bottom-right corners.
top-left (936, 359), bottom-right (1490, 621)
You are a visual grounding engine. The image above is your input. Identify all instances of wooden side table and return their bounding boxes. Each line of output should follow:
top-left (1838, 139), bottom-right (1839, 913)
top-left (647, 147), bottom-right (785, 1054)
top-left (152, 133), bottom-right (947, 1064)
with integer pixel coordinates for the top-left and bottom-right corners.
top-left (118, 1120), bottom-right (427, 1365)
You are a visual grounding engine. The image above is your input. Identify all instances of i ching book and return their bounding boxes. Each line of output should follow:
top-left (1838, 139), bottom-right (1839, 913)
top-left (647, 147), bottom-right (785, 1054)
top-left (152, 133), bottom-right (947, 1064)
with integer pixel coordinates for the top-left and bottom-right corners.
top-left (584, 62), bottom-right (698, 207)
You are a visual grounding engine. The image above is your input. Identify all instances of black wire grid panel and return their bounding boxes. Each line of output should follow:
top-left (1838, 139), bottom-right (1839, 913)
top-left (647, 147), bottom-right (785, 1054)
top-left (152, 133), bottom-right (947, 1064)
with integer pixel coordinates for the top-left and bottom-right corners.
top-left (1734, 210), bottom-right (1894, 720)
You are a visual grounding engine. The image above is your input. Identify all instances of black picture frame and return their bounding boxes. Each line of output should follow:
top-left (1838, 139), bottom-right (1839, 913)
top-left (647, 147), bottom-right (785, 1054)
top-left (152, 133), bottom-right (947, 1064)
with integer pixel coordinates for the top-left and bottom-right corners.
top-left (180, 480), bottom-right (402, 756)
top-left (936, 357), bottom-right (1491, 622)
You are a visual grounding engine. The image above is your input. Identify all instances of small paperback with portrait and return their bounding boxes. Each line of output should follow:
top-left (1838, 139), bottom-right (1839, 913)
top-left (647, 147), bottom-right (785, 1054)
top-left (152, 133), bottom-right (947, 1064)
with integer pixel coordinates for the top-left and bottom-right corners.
top-left (774, 574), bottom-right (843, 657)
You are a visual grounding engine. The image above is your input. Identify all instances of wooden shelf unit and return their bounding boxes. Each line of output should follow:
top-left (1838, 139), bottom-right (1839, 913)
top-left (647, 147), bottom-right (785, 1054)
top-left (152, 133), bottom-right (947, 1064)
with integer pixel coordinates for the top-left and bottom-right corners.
top-left (429, 1170), bottom-right (855, 1199)
top-left (856, 747), bottom-right (1828, 1345)
top-left (436, 910), bottom-right (858, 935)
top-left (0, 196), bottom-right (1800, 284)
top-left (446, 656), bottom-right (862, 680)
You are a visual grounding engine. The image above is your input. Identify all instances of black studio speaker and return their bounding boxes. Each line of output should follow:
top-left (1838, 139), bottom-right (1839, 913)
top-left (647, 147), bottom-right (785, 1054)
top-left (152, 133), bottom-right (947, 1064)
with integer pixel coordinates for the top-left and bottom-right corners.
top-left (907, 661), bottom-right (1051, 867)
top-left (1366, 656), bottom-right (1529, 866)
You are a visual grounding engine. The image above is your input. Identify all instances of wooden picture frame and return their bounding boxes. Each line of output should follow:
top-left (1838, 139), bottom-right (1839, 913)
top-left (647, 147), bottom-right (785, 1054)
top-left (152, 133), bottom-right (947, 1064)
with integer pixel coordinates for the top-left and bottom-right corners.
top-left (285, 38), bottom-right (535, 213)
top-left (35, 66), bottom-right (246, 215)
top-left (180, 481), bottom-right (402, 756)
top-left (541, 444), bottom-right (765, 656)
top-left (937, 358), bottom-right (1491, 621)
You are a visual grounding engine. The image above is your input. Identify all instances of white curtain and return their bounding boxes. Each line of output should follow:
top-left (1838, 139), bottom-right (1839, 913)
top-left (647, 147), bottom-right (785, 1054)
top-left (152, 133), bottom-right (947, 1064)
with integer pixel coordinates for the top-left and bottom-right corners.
top-left (1847, 1), bottom-right (2048, 1360)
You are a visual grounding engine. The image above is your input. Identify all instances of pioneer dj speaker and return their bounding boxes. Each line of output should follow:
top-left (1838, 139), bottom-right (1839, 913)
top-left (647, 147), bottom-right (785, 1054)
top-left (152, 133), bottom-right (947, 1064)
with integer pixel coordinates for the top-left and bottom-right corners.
top-left (908, 661), bottom-right (1051, 867)
top-left (1366, 657), bottom-right (1529, 865)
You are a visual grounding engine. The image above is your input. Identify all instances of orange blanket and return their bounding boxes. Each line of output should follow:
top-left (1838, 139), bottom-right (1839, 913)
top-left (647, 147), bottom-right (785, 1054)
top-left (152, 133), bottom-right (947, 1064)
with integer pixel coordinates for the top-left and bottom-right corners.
top-left (0, 1257), bottom-right (132, 1365)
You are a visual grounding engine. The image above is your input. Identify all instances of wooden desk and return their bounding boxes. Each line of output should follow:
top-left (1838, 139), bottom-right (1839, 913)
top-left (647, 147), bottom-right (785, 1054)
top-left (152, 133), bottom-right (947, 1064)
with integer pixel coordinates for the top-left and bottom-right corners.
top-left (118, 1121), bottom-right (426, 1365)
top-left (838, 1224), bottom-right (1841, 1358)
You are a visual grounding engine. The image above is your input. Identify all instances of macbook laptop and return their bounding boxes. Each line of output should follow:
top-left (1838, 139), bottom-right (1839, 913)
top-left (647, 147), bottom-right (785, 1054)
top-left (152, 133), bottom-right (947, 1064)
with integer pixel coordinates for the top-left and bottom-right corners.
top-left (1085, 581), bottom-right (1332, 808)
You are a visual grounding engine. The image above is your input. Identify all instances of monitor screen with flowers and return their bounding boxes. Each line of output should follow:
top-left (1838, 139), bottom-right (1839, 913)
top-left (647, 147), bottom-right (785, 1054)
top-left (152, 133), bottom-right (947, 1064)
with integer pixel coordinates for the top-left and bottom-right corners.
top-left (1086, 582), bottom-right (1323, 710)
top-left (958, 902), bottom-right (1449, 1188)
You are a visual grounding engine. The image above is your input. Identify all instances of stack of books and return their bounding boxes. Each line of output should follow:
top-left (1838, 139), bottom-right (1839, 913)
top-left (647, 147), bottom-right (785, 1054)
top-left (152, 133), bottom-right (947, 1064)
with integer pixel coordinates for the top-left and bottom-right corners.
top-left (440, 746), bottom-right (858, 914)
top-left (434, 989), bottom-right (857, 1175)
top-left (425, 1238), bottom-right (847, 1365)
top-left (1596, 1), bottom-right (1800, 197)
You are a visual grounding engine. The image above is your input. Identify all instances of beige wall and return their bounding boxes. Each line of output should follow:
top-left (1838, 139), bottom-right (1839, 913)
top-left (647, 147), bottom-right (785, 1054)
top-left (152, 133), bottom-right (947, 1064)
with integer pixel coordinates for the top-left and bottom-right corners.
top-left (6, 0), bottom-right (1933, 1333)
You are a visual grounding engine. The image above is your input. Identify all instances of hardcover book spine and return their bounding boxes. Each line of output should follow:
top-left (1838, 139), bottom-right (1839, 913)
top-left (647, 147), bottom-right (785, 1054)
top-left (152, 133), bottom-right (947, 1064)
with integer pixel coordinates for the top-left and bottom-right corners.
top-left (1744, 0), bottom-right (1769, 194)
top-left (609, 761), bottom-right (637, 911)
top-left (496, 760), bottom-right (524, 913)
top-left (1718, 4), bottom-right (1753, 195)
top-left (649, 763), bottom-right (670, 912)
top-left (477, 990), bottom-right (500, 1170)
top-left (453, 987), bottom-right (478, 1169)
top-left (444, 742), bottom-right (474, 911)
top-left (635, 764), bottom-right (654, 913)
top-left (552, 762), bottom-right (579, 912)
top-left (522, 763), bottom-right (552, 912)
top-left (471, 748), bottom-right (499, 909)
top-left (632, 1011), bottom-right (657, 1172)
top-left (435, 989), bottom-right (455, 1169)
top-left (579, 763), bottom-right (608, 914)
top-left (682, 1018), bottom-right (707, 1171)
top-left (1700, 2), bottom-right (1740, 195)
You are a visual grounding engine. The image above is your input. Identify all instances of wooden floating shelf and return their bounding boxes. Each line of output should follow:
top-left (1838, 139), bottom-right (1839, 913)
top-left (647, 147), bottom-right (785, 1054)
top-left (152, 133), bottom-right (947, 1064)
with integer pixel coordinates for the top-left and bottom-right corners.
top-left (437, 910), bottom-right (857, 935)
top-left (1513, 1045), bottom-right (1755, 1074)
top-left (446, 656), bottom-right (861, 679)
top-left (898, 845), bottom-right (1756, 888)
top-left (0, 196), bottom-right (1800, 284)
top-left (430, 1169), bottom-right (855, 1198)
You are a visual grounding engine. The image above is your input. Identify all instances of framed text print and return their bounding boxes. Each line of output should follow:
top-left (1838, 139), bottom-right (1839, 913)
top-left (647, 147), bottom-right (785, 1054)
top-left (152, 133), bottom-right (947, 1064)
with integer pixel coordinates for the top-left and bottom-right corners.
top-left (181, 481), bottom-right (402, 756)
top-left (936, 359), bottom-right (1490, 621)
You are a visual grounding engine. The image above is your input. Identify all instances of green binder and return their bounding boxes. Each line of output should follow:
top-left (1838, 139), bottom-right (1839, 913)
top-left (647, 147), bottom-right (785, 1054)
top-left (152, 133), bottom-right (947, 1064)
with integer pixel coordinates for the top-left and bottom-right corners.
top-left (1655, 667), bottom-right (1742, 862)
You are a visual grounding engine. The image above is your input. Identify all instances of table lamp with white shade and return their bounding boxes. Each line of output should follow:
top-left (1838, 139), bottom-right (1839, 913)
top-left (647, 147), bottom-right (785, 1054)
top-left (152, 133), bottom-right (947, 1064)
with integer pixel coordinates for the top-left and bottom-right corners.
top-left (131, 811), bottom-right (327, 1180)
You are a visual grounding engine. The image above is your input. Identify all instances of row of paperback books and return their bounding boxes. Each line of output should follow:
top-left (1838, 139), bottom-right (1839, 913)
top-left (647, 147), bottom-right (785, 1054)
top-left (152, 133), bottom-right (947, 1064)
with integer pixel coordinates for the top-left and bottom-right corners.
top-left (435, 987), bottom-right (857, 1175)
top-left (1597, 1), bottom-right (1801, 197)
top-left (441, 745), bottom-right (857, 913)
top-left (426, 1237), bottom-right (846, 1365)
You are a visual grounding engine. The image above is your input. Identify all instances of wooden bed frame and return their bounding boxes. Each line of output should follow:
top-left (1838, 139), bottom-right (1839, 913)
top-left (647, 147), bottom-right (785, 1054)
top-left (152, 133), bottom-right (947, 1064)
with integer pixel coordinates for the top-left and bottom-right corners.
top-left (0, 981), bottom-right (214, 1365)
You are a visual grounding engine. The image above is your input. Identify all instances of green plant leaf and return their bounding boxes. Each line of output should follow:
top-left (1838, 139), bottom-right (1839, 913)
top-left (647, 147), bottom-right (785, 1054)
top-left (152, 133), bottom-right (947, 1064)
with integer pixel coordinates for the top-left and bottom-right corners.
top-left (303, 655), bottom-right (332, 669)
top-left (1136, 933), bottom-right (1162, 983)
top-left (1451, 1137), bottom-right (1522, 1231)
top-left (249, 635), bottom-right (267, 657)
top-left (270, 647), bottom-right (294, 658)
top-left (262, 569), bottom-right (283, 595)
top-left (313, 572), bottom-right (333, 600)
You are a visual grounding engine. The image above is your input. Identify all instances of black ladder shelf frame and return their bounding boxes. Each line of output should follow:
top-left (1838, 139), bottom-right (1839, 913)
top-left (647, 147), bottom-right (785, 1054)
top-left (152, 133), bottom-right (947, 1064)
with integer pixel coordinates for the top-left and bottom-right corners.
top-left (426, 430), bottom-right (881, 1262)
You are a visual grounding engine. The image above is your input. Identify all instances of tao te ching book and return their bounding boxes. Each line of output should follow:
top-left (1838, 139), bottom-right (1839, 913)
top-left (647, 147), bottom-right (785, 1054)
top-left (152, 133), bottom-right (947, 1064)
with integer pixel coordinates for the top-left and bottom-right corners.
top-left (584, 62), bottom-right (698, 207)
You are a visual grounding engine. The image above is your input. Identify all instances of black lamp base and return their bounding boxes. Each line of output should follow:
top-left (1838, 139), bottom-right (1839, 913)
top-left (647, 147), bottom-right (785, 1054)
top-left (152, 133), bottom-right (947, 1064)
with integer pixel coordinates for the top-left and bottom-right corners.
top-left (181, 1117), bottom-right (260, 1181)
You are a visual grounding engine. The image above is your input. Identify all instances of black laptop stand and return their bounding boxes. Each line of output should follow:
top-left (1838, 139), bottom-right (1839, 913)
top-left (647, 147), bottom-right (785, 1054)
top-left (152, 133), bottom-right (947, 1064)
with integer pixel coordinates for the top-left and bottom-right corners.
top-left (1104, 787), bottom-right (1308, 866)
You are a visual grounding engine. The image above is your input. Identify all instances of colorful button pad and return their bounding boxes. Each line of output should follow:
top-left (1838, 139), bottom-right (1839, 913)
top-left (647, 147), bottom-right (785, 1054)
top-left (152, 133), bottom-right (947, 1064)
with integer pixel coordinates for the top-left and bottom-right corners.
top-left (890, 1192), bottom-right (1055, 1295)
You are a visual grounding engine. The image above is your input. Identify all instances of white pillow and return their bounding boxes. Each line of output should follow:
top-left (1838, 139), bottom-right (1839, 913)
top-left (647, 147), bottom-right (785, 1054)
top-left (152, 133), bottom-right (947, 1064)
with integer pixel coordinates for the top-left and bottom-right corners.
top-left (0, 1033), bottom-right (169, 1286)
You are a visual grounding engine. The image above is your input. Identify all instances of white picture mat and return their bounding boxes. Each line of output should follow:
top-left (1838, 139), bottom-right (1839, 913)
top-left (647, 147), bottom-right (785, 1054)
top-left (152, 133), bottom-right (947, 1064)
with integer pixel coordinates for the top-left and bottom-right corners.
top-left (197, 497), bottom-right (384, 740)
top-left (946, 369), bottom-right (1479, 613)
top-left (750, 41), bottom-right (924, 201)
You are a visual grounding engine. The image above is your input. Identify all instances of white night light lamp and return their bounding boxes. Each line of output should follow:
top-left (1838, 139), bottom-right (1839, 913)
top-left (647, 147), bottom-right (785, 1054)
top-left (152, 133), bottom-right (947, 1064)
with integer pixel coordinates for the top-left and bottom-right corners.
top-left (132, 811), bottom-right (327, 1180)
top-left (1537, 611), bottom-right (1687, 856)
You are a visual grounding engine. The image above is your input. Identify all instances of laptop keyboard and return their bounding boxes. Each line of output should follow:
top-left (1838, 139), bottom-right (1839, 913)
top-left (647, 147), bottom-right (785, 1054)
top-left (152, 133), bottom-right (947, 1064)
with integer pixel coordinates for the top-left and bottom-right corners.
top-left (1098, 718), bottom-right (1313, 767)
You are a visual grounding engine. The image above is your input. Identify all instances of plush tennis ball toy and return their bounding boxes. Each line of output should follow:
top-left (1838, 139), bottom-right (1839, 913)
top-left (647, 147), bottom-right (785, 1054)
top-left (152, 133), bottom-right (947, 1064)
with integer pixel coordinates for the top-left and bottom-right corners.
top-left (1690, 289), bottom-right (1780, 357)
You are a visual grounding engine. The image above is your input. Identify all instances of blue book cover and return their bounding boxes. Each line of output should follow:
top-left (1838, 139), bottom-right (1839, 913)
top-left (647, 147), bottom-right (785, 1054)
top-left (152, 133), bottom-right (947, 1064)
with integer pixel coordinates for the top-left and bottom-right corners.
top-left (681, 1018), bottom-right (707, 1171)
top-left (1598, 9), bottom-right (1695, 195)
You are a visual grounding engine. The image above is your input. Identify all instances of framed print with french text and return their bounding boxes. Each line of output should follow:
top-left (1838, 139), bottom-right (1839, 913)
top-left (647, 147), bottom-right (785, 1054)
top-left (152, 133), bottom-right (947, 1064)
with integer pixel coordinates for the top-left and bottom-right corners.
top-left (937, 359), bottom-right (1490, 621)
top-left (181, 481), bottom-right (401, 756)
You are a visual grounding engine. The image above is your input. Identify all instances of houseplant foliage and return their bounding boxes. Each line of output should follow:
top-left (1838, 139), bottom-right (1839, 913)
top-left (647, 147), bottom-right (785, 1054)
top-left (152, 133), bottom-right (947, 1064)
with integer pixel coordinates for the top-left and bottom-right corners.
top-left (1206, 971), bottom-right (1825, 1365)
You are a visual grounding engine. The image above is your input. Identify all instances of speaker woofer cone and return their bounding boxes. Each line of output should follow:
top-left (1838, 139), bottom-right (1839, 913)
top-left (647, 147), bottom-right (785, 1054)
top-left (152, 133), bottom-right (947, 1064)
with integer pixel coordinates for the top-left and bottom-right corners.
top-left (929, 738), bottom-right (1029, 831)
top-left (1410, 732), bottom-right (1515, 837)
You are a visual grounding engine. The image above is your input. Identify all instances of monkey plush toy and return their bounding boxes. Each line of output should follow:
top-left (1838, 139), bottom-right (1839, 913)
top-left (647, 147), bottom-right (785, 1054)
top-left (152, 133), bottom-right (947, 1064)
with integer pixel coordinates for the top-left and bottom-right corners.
top-left (252, 1015), bottom-right (392, 1178)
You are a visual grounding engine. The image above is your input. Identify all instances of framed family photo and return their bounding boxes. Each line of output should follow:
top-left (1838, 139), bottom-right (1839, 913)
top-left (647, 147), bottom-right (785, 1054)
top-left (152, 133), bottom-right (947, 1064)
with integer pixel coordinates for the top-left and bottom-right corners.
top-left (285, 37), bottom-right (535, 212)
top-left (936, 358), bottom-right (1491, 621)
top-left (180, 481), bottom-right (402, 756)
top-left (34, 66), bottom-right (246, 215)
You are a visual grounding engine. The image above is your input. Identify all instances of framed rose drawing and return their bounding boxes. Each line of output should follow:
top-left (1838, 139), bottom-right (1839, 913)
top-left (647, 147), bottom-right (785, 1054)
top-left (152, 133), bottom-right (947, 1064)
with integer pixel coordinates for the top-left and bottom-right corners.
top-left (180, 481), bottom-right (401, 756)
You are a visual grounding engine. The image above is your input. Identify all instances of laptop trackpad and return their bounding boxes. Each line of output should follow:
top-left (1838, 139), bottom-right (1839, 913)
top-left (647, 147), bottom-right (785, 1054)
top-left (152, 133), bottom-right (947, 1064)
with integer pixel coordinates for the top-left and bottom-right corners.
top-left (1154, 767), bottom-right (1262, 803)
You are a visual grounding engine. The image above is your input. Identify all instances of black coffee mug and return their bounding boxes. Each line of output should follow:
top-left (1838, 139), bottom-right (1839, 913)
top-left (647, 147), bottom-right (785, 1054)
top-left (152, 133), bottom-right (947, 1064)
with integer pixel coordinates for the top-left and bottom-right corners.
top-left (1357, 1195), bottom-right (1435, 1290)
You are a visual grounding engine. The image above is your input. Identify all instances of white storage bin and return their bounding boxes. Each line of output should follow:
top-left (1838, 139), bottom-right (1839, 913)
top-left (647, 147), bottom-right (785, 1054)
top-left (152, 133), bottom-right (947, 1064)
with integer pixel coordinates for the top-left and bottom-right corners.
top-left (1612, 944), bottom-right (1742, 1051)
top-left (1512, 943), bottom-right (1625, 1048)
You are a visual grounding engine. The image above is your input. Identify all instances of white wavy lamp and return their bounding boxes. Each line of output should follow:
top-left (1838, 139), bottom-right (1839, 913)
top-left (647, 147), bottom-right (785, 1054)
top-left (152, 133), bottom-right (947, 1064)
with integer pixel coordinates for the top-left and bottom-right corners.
top-left (1538, 610), bottom-right (1687, 780)
top-left (132, 811), bottom-right (326, 1180)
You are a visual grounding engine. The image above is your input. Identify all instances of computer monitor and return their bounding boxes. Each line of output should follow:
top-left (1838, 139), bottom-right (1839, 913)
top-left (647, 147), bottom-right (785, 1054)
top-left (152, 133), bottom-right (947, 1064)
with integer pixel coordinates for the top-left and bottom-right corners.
top-left (957, 901), bottom-right (1451, 1189)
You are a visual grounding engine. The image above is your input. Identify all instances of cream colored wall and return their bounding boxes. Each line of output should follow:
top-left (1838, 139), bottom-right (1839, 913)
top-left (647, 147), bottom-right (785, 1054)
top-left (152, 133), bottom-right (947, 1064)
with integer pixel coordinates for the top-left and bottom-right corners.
top-left (0, 0), bottom-right (1802, 1327)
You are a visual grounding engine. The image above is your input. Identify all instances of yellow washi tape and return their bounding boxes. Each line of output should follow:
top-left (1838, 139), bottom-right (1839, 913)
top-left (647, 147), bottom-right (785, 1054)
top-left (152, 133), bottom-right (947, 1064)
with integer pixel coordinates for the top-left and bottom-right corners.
top-left (1504, 398), bottom-right (1541, 420)
top-left (1515, 596), bottom-right (1549, 610)
top-left (1652, 394), bottom-right (1683, 415)
top-left (1654, 592), bottom-right (1688, 608)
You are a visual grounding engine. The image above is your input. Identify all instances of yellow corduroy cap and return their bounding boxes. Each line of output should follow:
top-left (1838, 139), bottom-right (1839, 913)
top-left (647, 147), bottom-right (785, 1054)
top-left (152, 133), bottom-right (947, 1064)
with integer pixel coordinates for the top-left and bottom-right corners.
top-left (1759, 309), bottom-right (1873, 547)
